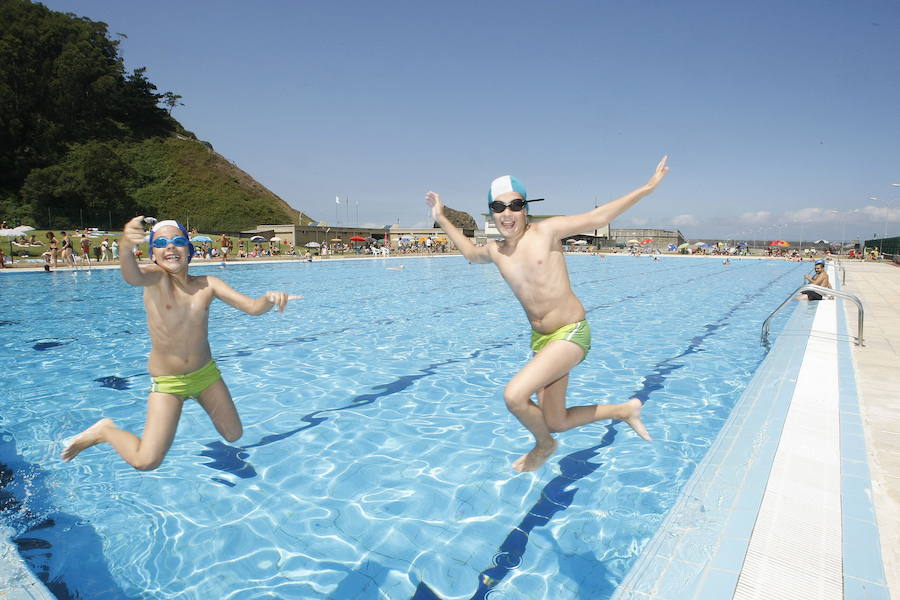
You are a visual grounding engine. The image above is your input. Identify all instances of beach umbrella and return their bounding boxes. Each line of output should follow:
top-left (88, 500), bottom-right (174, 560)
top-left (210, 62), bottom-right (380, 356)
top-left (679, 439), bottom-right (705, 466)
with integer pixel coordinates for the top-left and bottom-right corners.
top-left (626, 239), bottom-right (640, 245)
top-left (640, 238), bottom-right (653, 244)
top-left (565, 238), bottom-right (578, 244)
top-left (250, 235), bottom-right (266, 242)
top-left (400, 236), bottom-right (411, 241)
top-left (667, 243), bottom-right (677, 251)
top-left (769, 240), bottom-right (789, 247)
top-left (191, 235), bottom-right (213, 243)
top-left (349, 235), bottom-right (366, 242)
top-left (304, 242), bottom-right (321, 248)
top-left (677, 242), bottom-right (690, 249)
top-left (691, 241), bottom-right (705, 247)
top-left (574, 240), bottom-right (588, 245)
top-left (270, 236), bottom-right (283, 242)
top-left (329, 237), bottom-right (342, 242)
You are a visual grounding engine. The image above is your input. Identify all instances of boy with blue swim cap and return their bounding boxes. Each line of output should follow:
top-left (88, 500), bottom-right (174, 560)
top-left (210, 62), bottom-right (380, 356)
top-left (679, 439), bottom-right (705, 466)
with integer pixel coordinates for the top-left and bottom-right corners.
top-left (62, 216), bottom-right (299, 470)
top-left (426, 156), bottom-right (669, 472)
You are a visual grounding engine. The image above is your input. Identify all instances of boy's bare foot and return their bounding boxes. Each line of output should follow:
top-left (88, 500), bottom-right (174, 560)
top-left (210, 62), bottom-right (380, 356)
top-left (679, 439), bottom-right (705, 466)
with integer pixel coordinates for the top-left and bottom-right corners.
top-left (512, 438), bottom-right (558, 472)
top-left (61, 418), bottom-right (114, 461)
top-left (620, 398), bottom-right (652, 441)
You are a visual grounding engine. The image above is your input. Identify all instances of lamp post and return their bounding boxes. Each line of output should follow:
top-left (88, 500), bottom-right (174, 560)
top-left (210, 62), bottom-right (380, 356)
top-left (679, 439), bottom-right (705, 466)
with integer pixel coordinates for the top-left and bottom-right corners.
top-left (829, 210), bottom-right (842, 255)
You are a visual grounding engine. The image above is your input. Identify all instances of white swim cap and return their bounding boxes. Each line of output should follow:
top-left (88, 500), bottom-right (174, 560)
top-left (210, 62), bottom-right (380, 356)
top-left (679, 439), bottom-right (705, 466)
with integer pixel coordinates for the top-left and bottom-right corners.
top-left (488, 175), bottom-right (527, 204)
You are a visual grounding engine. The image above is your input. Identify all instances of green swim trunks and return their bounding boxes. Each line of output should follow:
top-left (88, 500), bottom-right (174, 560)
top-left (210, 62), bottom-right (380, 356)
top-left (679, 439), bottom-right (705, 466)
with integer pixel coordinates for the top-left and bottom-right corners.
top-left (531, 320), bottom-right (591, 361)
top-left (150, 360), bottom-right (222, 398)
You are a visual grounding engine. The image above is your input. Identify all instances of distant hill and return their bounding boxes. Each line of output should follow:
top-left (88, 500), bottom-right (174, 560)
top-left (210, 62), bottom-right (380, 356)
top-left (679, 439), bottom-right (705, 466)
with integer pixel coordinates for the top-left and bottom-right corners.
top-left (436, 206), bottom-right (477, 231)
top-left (120, 136), bottom-right (313, 231)
top-left (0, 0), bottom-right (314, 231)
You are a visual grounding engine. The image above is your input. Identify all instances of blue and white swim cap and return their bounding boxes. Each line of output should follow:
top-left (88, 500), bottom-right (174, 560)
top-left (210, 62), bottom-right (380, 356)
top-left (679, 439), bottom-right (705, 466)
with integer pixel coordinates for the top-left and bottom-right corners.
top-left (149, 219), bottom-right (195, 263)
top-left (488, 175), bottom-right (527, 204)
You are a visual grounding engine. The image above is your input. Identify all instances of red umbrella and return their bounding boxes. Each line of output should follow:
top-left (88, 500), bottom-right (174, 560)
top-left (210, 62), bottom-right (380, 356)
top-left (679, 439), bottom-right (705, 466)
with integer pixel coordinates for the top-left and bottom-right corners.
top-left (769, 240), bottom-right (790, 247)
top-left (640, 239), bottom-right (653, 244)
top-left (349, 235), bottom-right (366, 242)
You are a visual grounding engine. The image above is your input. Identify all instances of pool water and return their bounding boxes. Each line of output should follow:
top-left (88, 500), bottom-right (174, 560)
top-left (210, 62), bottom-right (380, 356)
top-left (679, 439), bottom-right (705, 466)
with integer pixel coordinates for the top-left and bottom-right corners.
top-left (0, 255), bottom-right (806, 599)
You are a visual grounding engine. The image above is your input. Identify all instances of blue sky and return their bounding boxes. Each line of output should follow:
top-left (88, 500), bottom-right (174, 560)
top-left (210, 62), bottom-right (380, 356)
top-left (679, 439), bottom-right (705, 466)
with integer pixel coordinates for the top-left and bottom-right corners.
top-left (41, 0), bottom-right (900, 241)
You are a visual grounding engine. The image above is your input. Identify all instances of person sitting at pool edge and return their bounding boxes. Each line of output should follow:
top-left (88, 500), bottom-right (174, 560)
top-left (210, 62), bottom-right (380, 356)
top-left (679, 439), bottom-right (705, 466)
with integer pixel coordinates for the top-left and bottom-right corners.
top-left (797, 258), bottom-right (831, 301)
top-left (61, 216), bottom-right (295, 470)
top-left (425, 156), bottom-right (668, 472)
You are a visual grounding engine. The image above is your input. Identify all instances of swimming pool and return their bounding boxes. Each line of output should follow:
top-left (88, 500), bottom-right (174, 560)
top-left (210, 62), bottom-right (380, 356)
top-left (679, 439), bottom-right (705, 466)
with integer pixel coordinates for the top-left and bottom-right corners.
top-left (0, 255), bottom-right (807, 599)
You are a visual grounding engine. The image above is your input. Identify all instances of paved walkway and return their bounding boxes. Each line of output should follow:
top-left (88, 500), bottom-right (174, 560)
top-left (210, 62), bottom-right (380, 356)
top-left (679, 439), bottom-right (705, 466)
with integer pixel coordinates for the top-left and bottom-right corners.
top-left (839, 259), bottom-right (900, 597)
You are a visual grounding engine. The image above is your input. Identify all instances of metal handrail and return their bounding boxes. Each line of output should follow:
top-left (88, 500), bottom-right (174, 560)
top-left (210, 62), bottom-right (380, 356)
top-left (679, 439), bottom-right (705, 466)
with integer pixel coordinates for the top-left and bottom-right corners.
top-left (834, 259), bottom-right (846, 285)
top-left (761, 284), bottom-right (864, 347)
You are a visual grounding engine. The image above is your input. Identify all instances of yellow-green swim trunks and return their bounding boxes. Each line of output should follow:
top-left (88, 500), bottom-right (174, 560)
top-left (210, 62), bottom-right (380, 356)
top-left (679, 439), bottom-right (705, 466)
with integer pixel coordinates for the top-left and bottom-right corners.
top-left (150, 360), bottom-right (222, 398)
top-left (531, 320), bottom-right (591, 361)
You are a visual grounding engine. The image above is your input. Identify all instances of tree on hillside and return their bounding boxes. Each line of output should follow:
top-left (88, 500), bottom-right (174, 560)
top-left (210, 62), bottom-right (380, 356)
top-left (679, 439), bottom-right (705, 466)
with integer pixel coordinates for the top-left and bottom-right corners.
top-left (0, 0), bottom-right (180, 191)
top-left (21, 141), bottom-right (140, 228)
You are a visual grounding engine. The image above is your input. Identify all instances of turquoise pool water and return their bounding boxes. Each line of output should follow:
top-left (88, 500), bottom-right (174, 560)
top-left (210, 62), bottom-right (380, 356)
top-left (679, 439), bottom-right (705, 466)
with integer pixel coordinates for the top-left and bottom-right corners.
top-left (0, 255), bottom-right (806, 599)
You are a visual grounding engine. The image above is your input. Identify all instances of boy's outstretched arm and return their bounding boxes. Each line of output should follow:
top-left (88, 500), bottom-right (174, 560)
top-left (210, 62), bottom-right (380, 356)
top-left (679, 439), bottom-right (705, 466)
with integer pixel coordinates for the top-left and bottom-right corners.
top-left (426, 191), bottom-right (491, 264)
top-left (119, 216), bottom-right (162, 287)
top-left (546, 156), bottom-right (669, 240)
top-left (208, 277), bottom-right (290, 315)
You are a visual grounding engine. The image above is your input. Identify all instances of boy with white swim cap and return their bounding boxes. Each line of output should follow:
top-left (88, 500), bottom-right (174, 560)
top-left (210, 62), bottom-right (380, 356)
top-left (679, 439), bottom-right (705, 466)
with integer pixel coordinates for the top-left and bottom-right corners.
top-left (426, 156), bottom-right (668, 472)
top-left (62, 216), bottom-right (297, 470)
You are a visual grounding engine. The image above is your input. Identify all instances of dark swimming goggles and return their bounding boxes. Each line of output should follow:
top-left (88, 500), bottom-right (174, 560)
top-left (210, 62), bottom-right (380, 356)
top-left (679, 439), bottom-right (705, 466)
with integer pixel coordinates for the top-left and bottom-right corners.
top-left (151, 236), bottom-right (189, 248)
top-left (488, 198), bottom-right (544, 213)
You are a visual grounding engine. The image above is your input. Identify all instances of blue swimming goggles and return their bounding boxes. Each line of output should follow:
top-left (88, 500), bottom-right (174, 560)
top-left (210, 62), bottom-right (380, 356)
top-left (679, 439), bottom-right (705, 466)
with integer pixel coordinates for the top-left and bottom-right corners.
top-left (151, 236), bottom-right (190, 249)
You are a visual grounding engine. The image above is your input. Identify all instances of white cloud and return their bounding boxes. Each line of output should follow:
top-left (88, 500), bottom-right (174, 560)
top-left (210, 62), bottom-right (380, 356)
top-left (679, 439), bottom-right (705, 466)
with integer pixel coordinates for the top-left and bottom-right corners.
top-left (860, 204), bottom-right (900, 222)
top-left (782, 207), bottom-right (829, 222)
top-left (780, 205), bottom-right (900, 224)
top-left (738, 211), bottom-right (772, 224)
top-left (671, 214), bottom-right (699, 227)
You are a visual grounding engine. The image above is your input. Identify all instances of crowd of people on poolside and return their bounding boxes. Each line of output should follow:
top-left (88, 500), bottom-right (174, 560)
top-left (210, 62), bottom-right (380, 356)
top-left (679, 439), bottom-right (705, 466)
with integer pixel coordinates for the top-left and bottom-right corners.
top-left (0, 221), bottom-right (451, 269)
top-left (0, 219), bottom-right (892, 269)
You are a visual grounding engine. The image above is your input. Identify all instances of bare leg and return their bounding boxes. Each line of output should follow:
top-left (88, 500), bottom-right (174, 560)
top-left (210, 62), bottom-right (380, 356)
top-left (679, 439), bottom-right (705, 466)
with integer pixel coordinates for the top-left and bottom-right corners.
top-left (61, 393), bottom-right (184, 470)
top-left (195, 378), bottom-right (242, 442)
top-left (504, 341), bottom-right (584, 472)
top-left (539, 374), bottom-right (651, 441)
top-left (505, 341), bottom-right (652, 472)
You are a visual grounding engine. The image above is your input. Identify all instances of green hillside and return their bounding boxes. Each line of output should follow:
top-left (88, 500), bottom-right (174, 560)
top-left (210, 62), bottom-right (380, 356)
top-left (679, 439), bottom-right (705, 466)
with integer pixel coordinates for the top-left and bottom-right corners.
top-left (0, 0), bottom-right (314, 231)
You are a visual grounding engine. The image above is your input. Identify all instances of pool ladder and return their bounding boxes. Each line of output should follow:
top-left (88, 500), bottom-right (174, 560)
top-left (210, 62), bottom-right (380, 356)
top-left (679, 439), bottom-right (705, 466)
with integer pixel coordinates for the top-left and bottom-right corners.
top-left (761, 284), bottom-right (865, 347)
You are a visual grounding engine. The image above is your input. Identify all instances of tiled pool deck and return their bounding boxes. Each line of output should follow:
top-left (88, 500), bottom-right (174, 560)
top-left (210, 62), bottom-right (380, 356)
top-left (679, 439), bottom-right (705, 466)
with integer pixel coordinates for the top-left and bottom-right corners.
top-left (613, 260), bottom-right (898, 600)
top-left (2, 258), bottom-right (898, 598)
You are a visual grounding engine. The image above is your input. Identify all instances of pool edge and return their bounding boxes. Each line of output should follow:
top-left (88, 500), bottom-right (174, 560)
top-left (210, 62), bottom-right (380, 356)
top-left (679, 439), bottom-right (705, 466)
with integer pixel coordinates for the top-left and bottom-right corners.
top-left (611, 266), bottom-right (891, 599)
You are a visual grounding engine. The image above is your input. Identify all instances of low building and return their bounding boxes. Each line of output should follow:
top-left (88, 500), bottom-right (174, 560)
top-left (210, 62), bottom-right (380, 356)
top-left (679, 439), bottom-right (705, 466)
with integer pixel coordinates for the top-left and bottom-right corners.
top-left (605, 227), bottom-right (686, 250)
top-left (241, 222), bottom-right (479, 251)
top-left (481, 214), bottom-right (681, 249)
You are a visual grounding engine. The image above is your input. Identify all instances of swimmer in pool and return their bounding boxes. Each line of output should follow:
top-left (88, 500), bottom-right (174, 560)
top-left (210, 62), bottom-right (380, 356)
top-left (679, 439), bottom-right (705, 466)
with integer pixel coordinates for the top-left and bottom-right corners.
top-left (61, 216), bottom-right (296, 470)
top-left (426, 156), bottom-right (668, 472)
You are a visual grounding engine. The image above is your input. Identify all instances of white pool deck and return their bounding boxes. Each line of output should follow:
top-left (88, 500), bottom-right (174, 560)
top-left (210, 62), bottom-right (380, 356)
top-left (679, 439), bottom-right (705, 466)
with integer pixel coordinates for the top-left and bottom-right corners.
top-left (1, 257), bottom-right (898, 599)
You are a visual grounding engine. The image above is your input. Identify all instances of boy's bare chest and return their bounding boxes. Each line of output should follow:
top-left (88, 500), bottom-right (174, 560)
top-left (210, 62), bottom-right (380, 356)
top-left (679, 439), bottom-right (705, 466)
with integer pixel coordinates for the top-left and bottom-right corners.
top-left (147, 285), bottom-right (211, 319)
